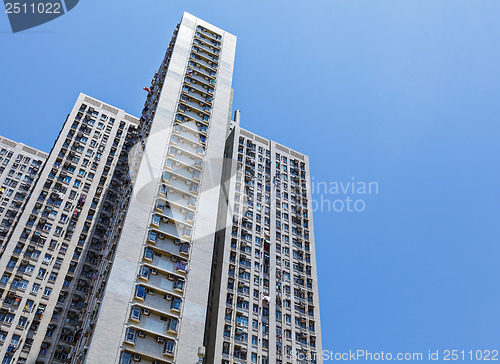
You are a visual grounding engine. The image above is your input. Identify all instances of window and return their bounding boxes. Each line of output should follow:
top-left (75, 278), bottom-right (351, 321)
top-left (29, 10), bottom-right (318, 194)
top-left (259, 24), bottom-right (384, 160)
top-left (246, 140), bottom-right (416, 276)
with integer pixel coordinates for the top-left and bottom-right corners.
top-left (139, 266), bottom-right (150, 280)
top-left (124, 328), bottom-right (136, 343)
top-left (151, 215), bottom-right (161, 225)
top-left (120, 352), bottom-right (132, 364)
top-left (2, 313), bottom-right (14, 324)
top-left (134, 285), bottom-right (146, 300)
top-left (37, 268), bottom-right (46, 279)
top-left (43, 288), bottom-right (52, 297)
top-left (24, 300), bottom-right (34, 311)
top-left (147, 231), bottom-right (157, 242)
top-left (171, 297), bottom-right (182, 311)
top-left (130, 307), bottom-right (141, 322)
top-left (17, 316), bottom-right (27, 328)
top-left (143, 248), bottom-right (154, 261)
top-left (164, 340), bottom-right (175, 355)
top-left (236, 315), bottom-right (248, 325)
top-left (167, 318), bottom-right (179, 332)
top-left (31, 283), bottom-right (40, 293)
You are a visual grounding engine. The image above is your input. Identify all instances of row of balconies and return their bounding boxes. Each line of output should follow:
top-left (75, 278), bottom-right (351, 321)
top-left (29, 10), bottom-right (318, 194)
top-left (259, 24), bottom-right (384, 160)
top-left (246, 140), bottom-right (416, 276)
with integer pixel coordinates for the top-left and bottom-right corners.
top-left (189, 53), bottom-right (217, 74)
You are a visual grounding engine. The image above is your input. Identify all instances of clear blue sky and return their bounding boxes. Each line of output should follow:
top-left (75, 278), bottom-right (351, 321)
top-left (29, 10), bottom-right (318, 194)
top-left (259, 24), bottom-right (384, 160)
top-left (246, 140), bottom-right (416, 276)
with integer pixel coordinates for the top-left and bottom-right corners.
top-left (1, 0), bottom-right (500, 361)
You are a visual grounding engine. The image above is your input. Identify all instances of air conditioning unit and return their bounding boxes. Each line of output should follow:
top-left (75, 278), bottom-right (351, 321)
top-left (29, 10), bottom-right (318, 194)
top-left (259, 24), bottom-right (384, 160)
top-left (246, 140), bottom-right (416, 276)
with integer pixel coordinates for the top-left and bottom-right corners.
top-left (164, 294), bottom-right (172, 301)
top-left (138, 331), bottom-right (146, 338)
top-left (143, 308), bottom-right (150, 316)
top-left (132, 354), bottom-right (141, 362)
top-left (156, 336), bottom-right (164, 343)
top-left (170, 256), bottom-right (177, 263)
top-left (167, 274), bottom-right (175, 281)
top-left (174, 239), bottom-right (181, 245)
top-left (151, 269), bottom-right (158, 275)
top-left (147, 289), bottom-right (154, 295)
top-left (158, 234), bottom-right (165, 240)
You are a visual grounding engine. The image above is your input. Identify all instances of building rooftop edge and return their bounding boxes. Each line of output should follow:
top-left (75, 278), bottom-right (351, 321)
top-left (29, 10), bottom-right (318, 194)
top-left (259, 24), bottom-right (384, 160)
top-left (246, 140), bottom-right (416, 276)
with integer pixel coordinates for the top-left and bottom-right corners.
top-left (0, 135), bottom-right (49, 158)
top-left (238, 126), bottom-right (309, 160)
top-left (78, 92), bottom-right (140, 124)
top-left (182, 11), bottom-right (237, 40)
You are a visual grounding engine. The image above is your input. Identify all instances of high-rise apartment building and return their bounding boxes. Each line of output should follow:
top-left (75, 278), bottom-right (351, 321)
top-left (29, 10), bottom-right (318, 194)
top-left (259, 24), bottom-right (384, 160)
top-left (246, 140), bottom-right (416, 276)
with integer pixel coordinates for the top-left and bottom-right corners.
top-left (0, 12), bottom-right (322, 364)
top-left (0, 94), bottom-right (142, 364)
top-left (0, 138), bottom-right (47, 256)
top-left (204, 125), bottom-right (322, 364)
top-left (85, 12), bottom-right (237, 364)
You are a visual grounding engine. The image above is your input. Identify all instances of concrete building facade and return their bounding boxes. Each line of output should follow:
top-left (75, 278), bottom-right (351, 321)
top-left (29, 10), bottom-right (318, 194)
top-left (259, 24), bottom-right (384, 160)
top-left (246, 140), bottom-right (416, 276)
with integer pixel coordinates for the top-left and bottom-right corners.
top-left (204, 125), bottom-right (322, 364)
top-left (0, 94), bottom-right (141, 363)
top-left (85, 12), bottom-right (237, 364)
top-left (0, 137), bottom-right (48, 256)
top-left (0, 12), bottom-right (322, 364)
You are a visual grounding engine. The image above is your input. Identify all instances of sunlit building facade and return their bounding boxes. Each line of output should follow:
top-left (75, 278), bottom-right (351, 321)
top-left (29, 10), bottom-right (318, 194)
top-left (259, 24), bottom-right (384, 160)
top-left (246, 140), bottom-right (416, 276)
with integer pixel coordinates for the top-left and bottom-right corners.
top-left (0, 12), bottom-right (321, 364)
